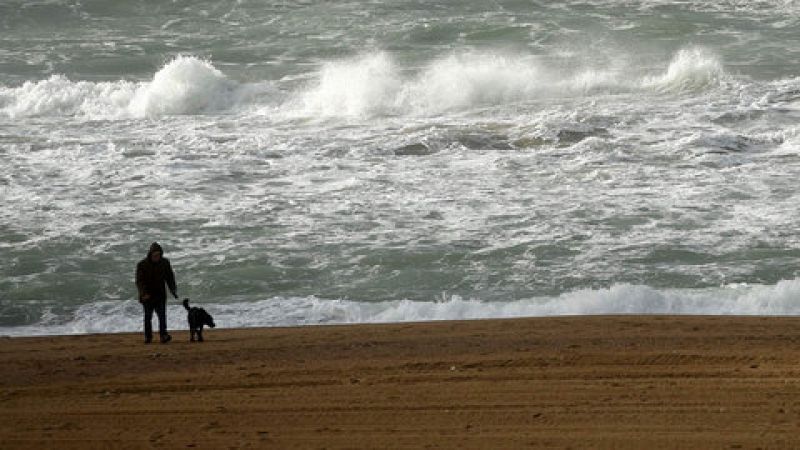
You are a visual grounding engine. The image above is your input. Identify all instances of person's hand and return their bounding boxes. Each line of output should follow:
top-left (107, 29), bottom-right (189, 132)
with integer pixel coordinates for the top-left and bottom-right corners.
top-left (172, 292), bottom-right (178, 300)
top-left (142, 294), bottom-right (150, 301)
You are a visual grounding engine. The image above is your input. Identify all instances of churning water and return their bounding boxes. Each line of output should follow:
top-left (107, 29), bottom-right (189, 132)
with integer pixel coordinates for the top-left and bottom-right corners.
top-left (3, 0), bottom-right (800, 335)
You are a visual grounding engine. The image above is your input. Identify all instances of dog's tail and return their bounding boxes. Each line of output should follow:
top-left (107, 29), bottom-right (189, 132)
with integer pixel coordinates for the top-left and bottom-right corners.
top-left (182, 298), bottom-right (190, 311)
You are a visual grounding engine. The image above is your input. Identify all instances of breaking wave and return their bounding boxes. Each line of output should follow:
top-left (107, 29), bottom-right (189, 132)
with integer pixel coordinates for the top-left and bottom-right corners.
top-left (129, 56), bottom-right (240, 117)
top-left (0, 56), bottom-right (255, 119)
top-left (0, 47), bottom-right (727, 120)
top-left (642, 47), bottom-right (724, 93)
top-left (4, 279), bottom-right (800, 336)
top-left (293, 46), bottom-right (726, 117)
top-left (0, 75), bottom-right (138, 119)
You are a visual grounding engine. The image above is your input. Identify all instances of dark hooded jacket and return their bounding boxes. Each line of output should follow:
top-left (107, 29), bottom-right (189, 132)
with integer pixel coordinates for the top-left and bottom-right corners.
top-left (135, 242), bottom-right (177, 303)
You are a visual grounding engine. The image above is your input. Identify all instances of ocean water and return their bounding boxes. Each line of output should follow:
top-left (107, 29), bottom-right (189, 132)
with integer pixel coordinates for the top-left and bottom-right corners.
top-left (3, 0), bottom-right (800, 336)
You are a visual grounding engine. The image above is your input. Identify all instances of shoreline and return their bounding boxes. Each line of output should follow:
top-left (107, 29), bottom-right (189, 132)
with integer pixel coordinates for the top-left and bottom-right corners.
top-left (3, 315), bottom-right (800, 448)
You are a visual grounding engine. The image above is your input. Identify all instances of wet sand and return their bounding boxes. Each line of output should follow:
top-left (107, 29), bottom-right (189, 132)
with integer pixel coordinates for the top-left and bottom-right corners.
top-left (2, 316), bottom-right (800, 448)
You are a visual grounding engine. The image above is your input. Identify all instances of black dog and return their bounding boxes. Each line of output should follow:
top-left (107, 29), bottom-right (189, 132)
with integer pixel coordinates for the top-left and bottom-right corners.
top-left (182, 298), bottom-right (216, 342)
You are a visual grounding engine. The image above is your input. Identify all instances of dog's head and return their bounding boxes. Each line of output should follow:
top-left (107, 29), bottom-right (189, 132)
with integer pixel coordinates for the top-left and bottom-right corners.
top-left (203, 310), bottom-right (216, 328)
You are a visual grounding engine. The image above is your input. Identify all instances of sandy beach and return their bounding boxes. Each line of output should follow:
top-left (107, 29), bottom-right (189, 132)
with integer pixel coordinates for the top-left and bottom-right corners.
top-left (2, 316), bottom-right (800, 448)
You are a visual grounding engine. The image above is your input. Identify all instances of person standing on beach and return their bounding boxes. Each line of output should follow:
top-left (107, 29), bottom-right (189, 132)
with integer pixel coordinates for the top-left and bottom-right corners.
top-left (135, 242), bottom-right (178, 344)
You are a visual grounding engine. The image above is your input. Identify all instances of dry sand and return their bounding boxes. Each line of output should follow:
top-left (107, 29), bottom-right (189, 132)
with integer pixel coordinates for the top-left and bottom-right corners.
top-left (2, 316), bottom-right (800, 448)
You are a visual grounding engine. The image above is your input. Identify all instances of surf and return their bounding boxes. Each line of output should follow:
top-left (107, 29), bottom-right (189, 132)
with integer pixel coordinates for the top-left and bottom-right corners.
top-left (5, 279), bottom-right (800, 336)
top-left (1, 47), bottom-right (729, 120)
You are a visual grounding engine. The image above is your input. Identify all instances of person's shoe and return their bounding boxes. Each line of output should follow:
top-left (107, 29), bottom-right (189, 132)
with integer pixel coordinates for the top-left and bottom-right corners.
top-left (160, 334), bottom-right (172, 344)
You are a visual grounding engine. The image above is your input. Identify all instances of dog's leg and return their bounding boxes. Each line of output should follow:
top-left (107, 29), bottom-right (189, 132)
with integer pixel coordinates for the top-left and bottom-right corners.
top-left (198, 326), bottom-right (204, 342)
top-left (190, 328), bottom-right (195, 342)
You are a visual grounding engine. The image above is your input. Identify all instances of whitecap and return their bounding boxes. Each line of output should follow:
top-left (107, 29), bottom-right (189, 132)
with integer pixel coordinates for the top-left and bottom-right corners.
top-left (5, 279), bottom-right (800, 336)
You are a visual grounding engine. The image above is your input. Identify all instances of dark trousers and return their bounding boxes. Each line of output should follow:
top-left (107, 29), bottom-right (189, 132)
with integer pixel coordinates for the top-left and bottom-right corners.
top-left (143, 299), bottom-right (167, 340)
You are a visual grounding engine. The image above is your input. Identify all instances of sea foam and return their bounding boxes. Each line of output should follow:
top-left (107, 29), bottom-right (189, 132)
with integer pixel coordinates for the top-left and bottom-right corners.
top-left (297, 52), bottom-right (403, 117)
top-left (294, 47), bottom-right (727, 118)
top-left (0, 75), bottom-right (138, 119)
top-left (0, 56), bottom-right (250, 119)
top-left (129, 56), bottom-right (238, 117)
top-left (642, 47), bottom-right (724, 93)
top-left (4, 279), bottom-right (800, 336)
top-left (405, 53), bottom-right (546, 113)
top-left (0, 48), bottom-right (727, 120)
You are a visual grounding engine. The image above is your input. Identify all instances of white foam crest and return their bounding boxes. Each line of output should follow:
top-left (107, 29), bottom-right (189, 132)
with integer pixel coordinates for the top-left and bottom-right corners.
top-left (1, 49), bottom-right (727, 120)
top-left (4, 279), bottom-right (800, 336)
top-left (295, 52), bottom-right (403, 117)
top-left (0, 75), bottom-right (138, 119)
top-left (0, 56), bottom-right (252, 119)
top-left (569, 68), bottom-right (628, 93)
top-left (292, 51), bottom-right (555, 117)
top-left (402, 53), bottom-right (545, 113)
top-left (290, 47), bottom-right (726, 118)
top-left (642, 47), bottom-right (725, 93)
top-left (129, 55), bottom-right (239, 117)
